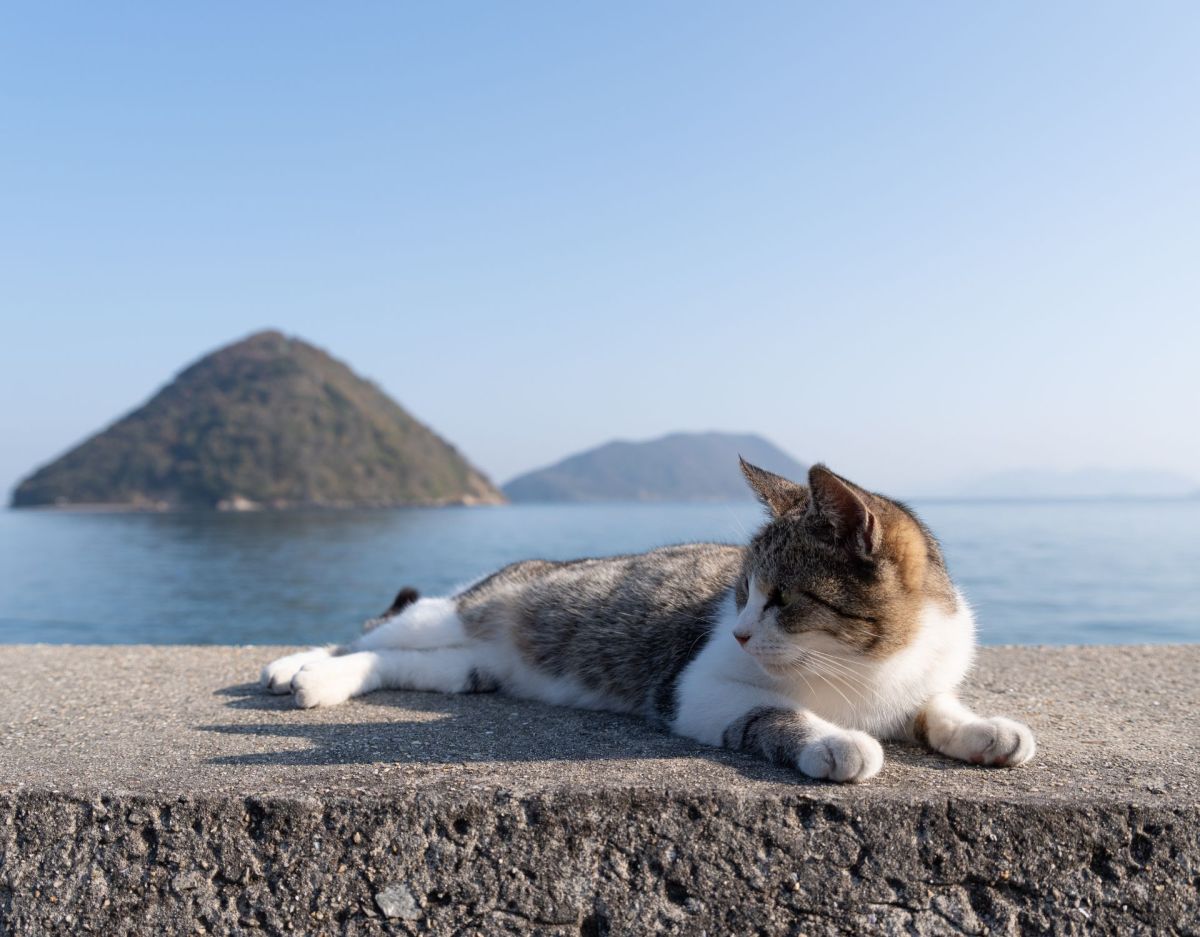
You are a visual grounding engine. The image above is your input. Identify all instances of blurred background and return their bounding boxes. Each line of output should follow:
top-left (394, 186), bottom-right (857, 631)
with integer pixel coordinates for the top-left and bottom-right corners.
top-left (1, 3), bottom-right (1196, 646)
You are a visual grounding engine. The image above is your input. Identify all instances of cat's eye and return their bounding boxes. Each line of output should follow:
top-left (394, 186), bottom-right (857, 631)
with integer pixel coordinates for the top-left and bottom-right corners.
top-left (779, 589), bottom-right (799, 608)
top-left (777, 588), bottom-right (820, 611)
top-left (763, 586), bottom-right (795, 611)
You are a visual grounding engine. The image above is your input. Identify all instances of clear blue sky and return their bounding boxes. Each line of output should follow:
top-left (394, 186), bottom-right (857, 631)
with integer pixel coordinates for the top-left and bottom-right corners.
top-left (2, 2), bottom-right (1198, 497)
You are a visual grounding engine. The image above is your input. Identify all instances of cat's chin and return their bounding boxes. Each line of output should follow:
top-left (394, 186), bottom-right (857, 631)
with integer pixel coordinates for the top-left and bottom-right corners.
top-left (752, 656), bottom-right (798, 678)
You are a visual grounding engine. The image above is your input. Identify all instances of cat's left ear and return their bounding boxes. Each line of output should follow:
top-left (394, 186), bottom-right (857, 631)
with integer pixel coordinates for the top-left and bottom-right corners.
top-left (805, 465), bottom-right (881, 560)
top-left (740, 457), bottom-right (807, 516)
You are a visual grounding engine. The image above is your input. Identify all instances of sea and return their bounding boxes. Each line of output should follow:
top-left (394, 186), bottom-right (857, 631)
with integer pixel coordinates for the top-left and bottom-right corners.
top-left (0, 499), bottom-right (1196, 647)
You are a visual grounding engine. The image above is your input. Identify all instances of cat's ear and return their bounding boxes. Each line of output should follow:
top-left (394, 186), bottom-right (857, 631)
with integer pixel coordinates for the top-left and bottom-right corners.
top-left (740, 457), bottom-right (807, 516)
top-left (805, 465), bottom-right (881, 560)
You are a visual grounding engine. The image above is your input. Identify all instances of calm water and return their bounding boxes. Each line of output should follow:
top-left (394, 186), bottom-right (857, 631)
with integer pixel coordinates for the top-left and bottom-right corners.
top-left (0, 500), bottom-right (1196, 646)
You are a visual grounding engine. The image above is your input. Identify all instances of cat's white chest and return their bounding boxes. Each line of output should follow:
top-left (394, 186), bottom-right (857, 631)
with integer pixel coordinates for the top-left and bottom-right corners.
top-left (781, 598), bottom-right (977, 736)
top-left (672, 595), bottom-right (977, 743)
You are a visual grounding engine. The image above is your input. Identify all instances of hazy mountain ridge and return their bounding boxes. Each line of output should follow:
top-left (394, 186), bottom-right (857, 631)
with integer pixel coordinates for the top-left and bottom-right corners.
top-left (503, 432), bottom-right (807, 502)
top-left (11, 331), bottom-right (503, 510)
top-left (950, 467), bottom-right (1198, 500)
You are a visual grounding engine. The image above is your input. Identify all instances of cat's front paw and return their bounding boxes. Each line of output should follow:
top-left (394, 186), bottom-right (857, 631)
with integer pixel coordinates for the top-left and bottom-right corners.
top-left (950, 716), bottom-right (1036, 767)
top-left (290, 660), bottom-right (358, 709)
top-left (798, 730), bottom-right (884, 783)
top-left (260, 648), bottom-right (332, 693)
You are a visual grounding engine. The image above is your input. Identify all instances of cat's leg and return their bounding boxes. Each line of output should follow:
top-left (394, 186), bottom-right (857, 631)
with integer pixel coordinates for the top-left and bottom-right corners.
top-left (907, 692), bottom-right (1035, 767)
top-left (260, 646), bottom-right (337, 694)
top-left (261, 599), bottom-right (465, 691)
top-left (260, 600), bottom-right (467, 692)
top-left (674, 680), bottom-right (883, 783)
top-left (722, 704), bottom-right (884, 783)
top-left (289, 646), bottom-right (496, 709)
top-left (350, 598), bottom-right (468, 651)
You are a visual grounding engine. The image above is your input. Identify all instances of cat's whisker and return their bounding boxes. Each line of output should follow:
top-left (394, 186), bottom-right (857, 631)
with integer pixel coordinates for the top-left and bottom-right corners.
top-left (804, 664), bottom-right (858, 711)
top-left (724, 505), bottom-right (752, 542)
top-left (814, 667), bottom-right (872, 696)
top-left (826, 665), bottom-right (876, 689)
top-left (825, 662), bottom-right (873, 695)
top-left (683, 630), bottom-right (711, 658)
top-left (805, 646), bottom-right (872, 672)
top-left (790, 664), bottom-right (817, 701)
top-left (806, 653), bottom-right (871, 683)
top-left (781, 655), bottom-right (863, 702)
top-left (805, 657), bottom-right (868, 694)
top-left (799, 651), bottom-right (874, 691)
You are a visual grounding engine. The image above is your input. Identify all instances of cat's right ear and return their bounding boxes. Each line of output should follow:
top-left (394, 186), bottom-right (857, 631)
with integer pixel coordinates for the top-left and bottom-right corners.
top-left (739, 457), bottom-right (807, 516)
top-left (804, 465), bottom-right (881, 560)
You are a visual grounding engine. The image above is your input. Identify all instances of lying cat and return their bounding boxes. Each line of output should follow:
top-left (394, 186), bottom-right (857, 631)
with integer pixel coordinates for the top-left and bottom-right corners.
top-left (261, 461), bottom-right (1035, 783)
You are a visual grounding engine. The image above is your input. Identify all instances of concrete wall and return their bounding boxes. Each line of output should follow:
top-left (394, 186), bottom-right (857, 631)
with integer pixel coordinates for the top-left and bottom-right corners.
top-left (1, 645), bottom-right (1196, 935)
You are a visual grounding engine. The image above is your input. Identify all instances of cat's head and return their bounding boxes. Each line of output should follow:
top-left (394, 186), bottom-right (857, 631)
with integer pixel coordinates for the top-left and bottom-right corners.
top-left (733, 459), bottom-right (957, 675)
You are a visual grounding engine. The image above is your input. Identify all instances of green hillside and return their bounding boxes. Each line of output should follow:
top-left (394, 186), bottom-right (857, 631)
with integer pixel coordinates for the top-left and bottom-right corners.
top-left (11, 330), bottom-right (503, 510)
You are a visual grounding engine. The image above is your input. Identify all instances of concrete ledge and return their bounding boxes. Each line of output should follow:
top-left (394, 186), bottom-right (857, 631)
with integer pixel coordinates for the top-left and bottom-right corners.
top-left (1, 645), bottom-right (1196, 935)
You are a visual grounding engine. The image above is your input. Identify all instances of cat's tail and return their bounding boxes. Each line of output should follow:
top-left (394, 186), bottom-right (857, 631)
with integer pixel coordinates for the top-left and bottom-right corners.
top-left (362, 586), bottom-right (421, 633)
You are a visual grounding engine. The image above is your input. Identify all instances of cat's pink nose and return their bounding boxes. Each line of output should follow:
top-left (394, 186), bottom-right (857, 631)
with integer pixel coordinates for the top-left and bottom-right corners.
top-left (734, 632), bottom-right (751, 647)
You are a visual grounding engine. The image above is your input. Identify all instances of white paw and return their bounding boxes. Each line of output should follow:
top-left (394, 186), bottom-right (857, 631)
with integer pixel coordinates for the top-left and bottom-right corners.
top-left (290, 660), bottom-right (358, 709)
top-left (798, 730), bottom-right (884, 783)
top-left (950, 716), bottom-right (1036, 767)
top-left (260, 648), bottom-right (332, 693)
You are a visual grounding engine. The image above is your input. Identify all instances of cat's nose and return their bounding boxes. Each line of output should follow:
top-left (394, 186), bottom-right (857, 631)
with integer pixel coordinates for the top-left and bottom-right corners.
top-left (734, 632), bottom-right (751, 647)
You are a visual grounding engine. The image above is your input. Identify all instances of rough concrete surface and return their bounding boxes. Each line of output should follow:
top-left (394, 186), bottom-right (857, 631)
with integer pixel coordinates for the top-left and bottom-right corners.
top-left (0, 644), bottom-right (1196, 936)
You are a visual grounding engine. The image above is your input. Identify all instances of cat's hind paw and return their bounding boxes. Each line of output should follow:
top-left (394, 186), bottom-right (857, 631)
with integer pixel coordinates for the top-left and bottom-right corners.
top-left (798, 730), bottom-right (884, 783)
top-left (260, 648), bottom-right (332, 694)
top-left (951, 716), bottom-right (1036, 767)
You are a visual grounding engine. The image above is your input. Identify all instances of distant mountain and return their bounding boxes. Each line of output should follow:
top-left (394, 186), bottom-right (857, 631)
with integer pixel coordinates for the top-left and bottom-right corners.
top-left (12, 330), bottom-right (504, 510)
top-left (952, 468), bottom-right (1198, 500)
top-left (504, 432), bottom-right (807, 503)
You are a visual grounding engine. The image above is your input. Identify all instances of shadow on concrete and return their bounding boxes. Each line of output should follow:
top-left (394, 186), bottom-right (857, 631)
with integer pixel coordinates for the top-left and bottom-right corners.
top-left (200, 681), bottom-right (965, 783)
top-left (214, 681), bottom-right (304, 712)
top-left (214, 681), bottom-right (269, 697)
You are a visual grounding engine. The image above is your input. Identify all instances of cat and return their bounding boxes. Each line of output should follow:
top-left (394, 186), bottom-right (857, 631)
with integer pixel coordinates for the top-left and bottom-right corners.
top-left (260, 460), bottom-right (1035, 783)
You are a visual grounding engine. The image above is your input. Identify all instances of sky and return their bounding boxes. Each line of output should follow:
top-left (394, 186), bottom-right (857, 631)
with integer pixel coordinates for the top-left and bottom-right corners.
top-left (2, 2), bottom-right (1198, 498)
